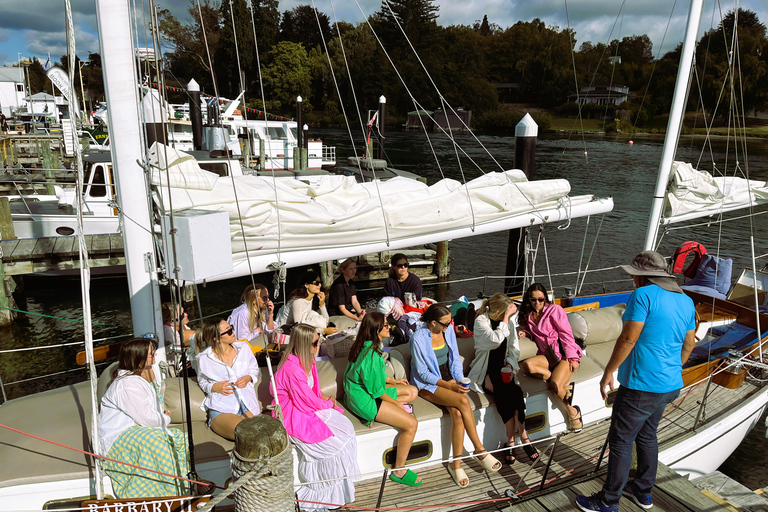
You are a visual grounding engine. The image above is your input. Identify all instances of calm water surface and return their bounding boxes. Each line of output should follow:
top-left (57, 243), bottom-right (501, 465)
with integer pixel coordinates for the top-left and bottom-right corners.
top-left (1, 128), bottom-right (767, 486)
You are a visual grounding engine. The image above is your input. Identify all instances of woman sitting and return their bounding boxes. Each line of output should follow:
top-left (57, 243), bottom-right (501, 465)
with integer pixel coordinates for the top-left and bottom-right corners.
top-left (272, 324), bottom-right (359, 510)
top-left (196, 318), bottom-right (260, 440)
top-left (99, 338), bottom-right (189, 498)
top-left (410, 304), bottom-right (501, 488)
top-left (383, 253), bottom-right (422, 303)
top-left (161, 302), bottom-right (194, 372)
top-left (467, 293), bottom-right (536, 464)
top-left (228, 283), bottom-right (275, 342)
top-left (518, 283), bottom-right (583, 432)
top-left (277, 270), bottom-right (338, 336)
top-left (343, 313), bottom-right (421, 486)
top-left (329, 258), bottom-right (367, 322)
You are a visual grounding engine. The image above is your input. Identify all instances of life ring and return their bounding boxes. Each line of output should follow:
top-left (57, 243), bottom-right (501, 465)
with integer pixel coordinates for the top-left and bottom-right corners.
top-left (671, 241), bottom-right (707, 278)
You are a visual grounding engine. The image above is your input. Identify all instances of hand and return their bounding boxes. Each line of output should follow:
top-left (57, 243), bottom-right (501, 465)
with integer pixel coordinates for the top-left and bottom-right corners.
top-left (517, 330), bottom-right (527, 339)
top-left (504, 302), bottom-right (518, 321)
top-left (317, 291), bottom-right (326, 307)
top-left (599, 371), bottom-right (614, 401)
top-left (396, 378), bottom-right (409, 386)
top-left (212, 380), bottom-right (234, 395)
top-left (323, 327), bottom-right (338, 335)
top-left (164, 408), bottom-right (171, 417)
top-left (234, 376), bottom-right (252, 388)
top-left (266, 300), bottom-right (274, 315)
top-left (324, 394), bottom-right (337, 408)
top-left (569, 360), bottom-right (580, 373)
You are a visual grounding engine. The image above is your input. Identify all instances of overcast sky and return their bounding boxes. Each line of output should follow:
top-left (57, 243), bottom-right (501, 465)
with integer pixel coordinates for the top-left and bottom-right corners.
top-left (0, 0), bottom-right (764, 67)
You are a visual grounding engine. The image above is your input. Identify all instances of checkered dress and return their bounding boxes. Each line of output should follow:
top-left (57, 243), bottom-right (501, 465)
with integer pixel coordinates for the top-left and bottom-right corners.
top-left (102, 384), bottom-right (190, 498)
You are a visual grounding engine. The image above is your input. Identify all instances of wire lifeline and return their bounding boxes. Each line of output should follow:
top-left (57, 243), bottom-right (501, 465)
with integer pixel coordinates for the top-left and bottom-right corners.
top-left (0, 305), bottom-right (108, 325)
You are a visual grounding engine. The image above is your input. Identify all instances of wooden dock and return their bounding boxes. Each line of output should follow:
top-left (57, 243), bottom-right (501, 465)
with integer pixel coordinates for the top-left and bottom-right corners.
top-left (348, 378), bottom-right (761, 511)
top-left (0, 234), bottom-right (125, 276)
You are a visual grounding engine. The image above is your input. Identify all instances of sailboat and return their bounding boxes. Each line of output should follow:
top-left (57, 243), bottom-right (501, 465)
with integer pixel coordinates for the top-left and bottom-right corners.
top-left (1, 0), bottom-right (768, 510)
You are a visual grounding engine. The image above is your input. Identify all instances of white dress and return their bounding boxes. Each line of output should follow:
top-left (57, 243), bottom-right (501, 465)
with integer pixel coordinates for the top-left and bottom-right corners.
top-left (277, 298), bottom-right (329, 332)
top-left (290, 374), bottom-right (359, 511)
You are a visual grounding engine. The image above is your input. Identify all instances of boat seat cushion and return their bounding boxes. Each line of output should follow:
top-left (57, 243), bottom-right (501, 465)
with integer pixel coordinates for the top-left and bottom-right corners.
top-left (164, 377), bottom-right (207, 423)
top-left (683, 254), bottom-right (733, 296)
top-left (568, 304), bottom-right (627, 346)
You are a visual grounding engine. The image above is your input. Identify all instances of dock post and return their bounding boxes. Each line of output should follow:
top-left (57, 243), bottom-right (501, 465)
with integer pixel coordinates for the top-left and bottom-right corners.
top-left (436, 240), bottom-right (450, 278)
top-left (505, 113), bottom-right (537, 294)
top-left (259, 139), bottom-right (266, 173)
top-left (230, 415), bottom-right (293, 511)
top-left (301, 125), bottom-right (309, 169)
top-left (243, 135), bottom-right (251, 168)
top-left (0, 197), bottom-right (17, 326)
top-left (41, 140), bottom-right (57, 195)
top-left (320, 260), bottom-right (335, 289)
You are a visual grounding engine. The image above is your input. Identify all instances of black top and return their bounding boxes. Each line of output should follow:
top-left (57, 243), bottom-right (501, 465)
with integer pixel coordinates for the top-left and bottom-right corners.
top-left (328, 275), bottom-right (356, 316)
top-left (383, 273), bottom-right (423, 302)
top-left (486, 319), bottom-right (507, 375)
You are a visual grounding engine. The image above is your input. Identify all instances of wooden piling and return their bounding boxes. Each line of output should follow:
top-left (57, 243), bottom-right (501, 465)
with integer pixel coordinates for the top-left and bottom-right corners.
top-left (436, 241), bottom-right (450, 278)
top-left (505, 114), bottom-right (538, 295)
top-left (0, 197), bottom-right (17, 326)
top-left (41, 141), bottom-right (56, 195)
top-left (259, 139), bottom-right (266, 173)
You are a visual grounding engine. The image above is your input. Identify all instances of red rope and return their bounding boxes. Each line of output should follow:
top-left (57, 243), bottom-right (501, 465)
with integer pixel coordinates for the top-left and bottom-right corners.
top-left (0, 423), bottom-right (224, 490)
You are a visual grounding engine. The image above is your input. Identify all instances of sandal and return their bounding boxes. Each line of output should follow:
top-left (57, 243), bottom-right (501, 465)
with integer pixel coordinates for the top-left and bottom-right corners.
top-left (569, 405), bottom-right (583, 433)
top-left (503, 442), bottom-right (516, 465)
top-left (448, 466), bottom-right (469, 488)
top-left (521, 439), bottom-right (539, 462)
top-left (390, 468), bottom-right (422, 487)
top-left (474, 450), bottom-right (502, 472)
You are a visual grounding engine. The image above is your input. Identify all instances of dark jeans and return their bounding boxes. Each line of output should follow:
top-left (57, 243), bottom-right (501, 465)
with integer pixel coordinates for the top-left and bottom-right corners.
top-left (602, 386), bottom-right (680, 504)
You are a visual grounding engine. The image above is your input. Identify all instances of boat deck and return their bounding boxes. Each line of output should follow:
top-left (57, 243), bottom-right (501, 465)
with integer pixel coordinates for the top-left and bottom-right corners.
top-left (348, 378), bottom-right (760, 511)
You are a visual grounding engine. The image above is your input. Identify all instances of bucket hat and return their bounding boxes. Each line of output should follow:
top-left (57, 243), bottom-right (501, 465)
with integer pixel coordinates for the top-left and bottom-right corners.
top-left (621, 251), bottom-right (683, 293)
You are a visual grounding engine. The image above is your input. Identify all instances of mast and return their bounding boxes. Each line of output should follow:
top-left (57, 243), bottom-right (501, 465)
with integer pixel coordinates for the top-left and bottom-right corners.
top-left (643, 0), bottom-right (705, 251)
top-left (95, 0), bottom-right (163, 335)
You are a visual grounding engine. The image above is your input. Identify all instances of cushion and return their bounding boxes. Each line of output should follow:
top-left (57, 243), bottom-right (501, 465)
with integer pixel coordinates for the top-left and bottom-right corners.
top-left (680, 284), bottom-right (726, 299)
top-left (164, 377), bottom-right (207, 423)
top-left (684, 253), bottom-right (733, 295)
top-left (567, 304), bottom-right (627, 346)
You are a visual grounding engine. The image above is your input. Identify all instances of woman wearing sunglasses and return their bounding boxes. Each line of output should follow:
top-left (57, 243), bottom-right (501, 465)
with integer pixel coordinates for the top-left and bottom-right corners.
top-left (343, 312), bottom-right (421, 487)
top-left (273, 324), bottom-right (359, 510)
top-left (161, 302), bottom-right (194, 372)
top-left (196, 318), bottom-right (260, 440)
top-left (383, 253), bottom-right (422, 303)
top-left (518, 283), bottom-right (583, 432)
top-left (228, 283), bottom-right (275, 342)
top-left (410, 304), bottom-right (501, 488)
top-left (277, 270), bottom-right (338, 336)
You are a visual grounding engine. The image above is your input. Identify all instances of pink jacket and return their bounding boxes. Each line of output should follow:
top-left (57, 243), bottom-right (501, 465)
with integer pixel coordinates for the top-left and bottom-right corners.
top-left (271, 354), bottom-right (344, 443)
top-left (524, 303), bottom-right (583, 361)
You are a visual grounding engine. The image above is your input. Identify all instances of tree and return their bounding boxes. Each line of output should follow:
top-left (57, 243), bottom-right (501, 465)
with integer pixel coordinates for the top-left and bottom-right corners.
top-left (216, 0), bottom-right (255, 97)
top-left (373, 0), bottom-right (440, 60)
top-left (280, 6), bottom-right (332, 51)
top-left (250, 0), bottom-right (281, 59)
top-left (261, 41), bottom-right (312, 111)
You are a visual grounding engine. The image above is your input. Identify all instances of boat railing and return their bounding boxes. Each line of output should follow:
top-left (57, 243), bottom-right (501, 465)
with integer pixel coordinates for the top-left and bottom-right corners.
top-left (322, 145), bottom-right (336, 164)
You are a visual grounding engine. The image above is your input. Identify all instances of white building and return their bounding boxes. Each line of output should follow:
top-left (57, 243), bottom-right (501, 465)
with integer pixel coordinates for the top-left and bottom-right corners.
top-left (27, 92), bottom-right (60, 123)
top-left (0, 67), bottom-right (26, 117)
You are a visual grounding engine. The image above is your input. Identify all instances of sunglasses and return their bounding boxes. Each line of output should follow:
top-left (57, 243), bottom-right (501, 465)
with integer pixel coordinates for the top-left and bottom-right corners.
top-left (311, 280), bottom-right (322, 286)
top-left (530, 297), bottom-right (546, 303)
top-left (312, 340), bottom-right (320, 348)
top-left (435, 319), bottom-right (451, 328)
top-left (395, 263), bottom-right (409, 269)
top-left (220, 327), bottom-right (234, 337)
top-left (176, 310), bottom-right (188, 321)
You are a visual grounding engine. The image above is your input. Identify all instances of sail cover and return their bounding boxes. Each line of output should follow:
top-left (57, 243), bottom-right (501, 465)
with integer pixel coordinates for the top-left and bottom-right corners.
top-left (663, 161), bottom-right (768, 224)
top-left (149, 144), bottom-right (614, 280)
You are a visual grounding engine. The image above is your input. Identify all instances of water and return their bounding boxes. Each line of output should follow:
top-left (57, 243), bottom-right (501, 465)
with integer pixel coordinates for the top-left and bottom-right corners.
top-left (1, 129), bottom-right (767, 486)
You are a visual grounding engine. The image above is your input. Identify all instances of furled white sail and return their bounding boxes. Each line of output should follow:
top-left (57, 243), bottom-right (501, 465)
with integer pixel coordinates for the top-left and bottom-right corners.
top-left (663, 161), bottom-right (768, 224)
top-left (150, 144), bottom-right (614, 281)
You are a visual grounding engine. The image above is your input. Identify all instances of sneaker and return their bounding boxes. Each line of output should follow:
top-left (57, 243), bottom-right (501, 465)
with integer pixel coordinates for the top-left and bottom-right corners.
top-left (624, 481), bottom-right (653, 509)
top-left (575, 493), bottom-right (619, 512)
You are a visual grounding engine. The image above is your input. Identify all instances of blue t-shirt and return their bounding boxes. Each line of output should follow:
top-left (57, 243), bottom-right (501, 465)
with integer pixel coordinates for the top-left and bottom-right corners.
top-left (619, 284), bottom-right (696, 393)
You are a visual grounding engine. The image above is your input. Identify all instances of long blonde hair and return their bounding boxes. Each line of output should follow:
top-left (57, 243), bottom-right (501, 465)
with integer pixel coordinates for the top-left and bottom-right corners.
top-left (278, 323), bottom-right (316, 376)
top-left (240, 284), bottom-right (268, 334)
top-left (476, 292), bottom-right (513, 319)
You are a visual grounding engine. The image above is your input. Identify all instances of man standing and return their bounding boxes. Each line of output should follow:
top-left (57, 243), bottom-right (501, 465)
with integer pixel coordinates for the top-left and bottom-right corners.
top-left (576, 251), bottom-right (696, 512)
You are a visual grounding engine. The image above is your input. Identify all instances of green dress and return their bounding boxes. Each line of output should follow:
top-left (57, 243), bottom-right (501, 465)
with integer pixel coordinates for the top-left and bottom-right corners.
top-left (343, 340), bottom-right (398, 425)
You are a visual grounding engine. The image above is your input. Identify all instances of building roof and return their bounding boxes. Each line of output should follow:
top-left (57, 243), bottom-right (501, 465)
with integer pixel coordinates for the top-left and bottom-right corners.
top-left (0, 67), bottom-right (24, 83)
top-left (29, 92), bottom-right (56, 101)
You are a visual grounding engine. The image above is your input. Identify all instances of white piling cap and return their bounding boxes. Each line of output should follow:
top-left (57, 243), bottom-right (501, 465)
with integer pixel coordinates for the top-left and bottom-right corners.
top-left (303, 124), bottom-right (309, 130)
top-left (297, 96), bottom-right (302, 102)
top-left (515, 113), bottom-right (538, 138)
top-left (379, 95), bottom-right (386, 104)
top-left (188, 79), bottom-right (199, 92)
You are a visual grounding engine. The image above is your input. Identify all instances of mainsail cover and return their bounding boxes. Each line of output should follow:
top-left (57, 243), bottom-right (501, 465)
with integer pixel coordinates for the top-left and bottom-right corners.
top-left (663, 161), bottom-right (768, 224)
top-left (149, 144), bottom-right (613, 280)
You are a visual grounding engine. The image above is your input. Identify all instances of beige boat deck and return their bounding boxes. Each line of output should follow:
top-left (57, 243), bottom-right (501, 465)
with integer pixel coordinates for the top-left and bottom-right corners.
top-left (347, 378), bottom-right (760, 511)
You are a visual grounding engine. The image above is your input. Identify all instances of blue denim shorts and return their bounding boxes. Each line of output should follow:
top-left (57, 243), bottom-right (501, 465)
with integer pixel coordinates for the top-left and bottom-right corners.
top-left (208, 399), bottom-right (248, 426)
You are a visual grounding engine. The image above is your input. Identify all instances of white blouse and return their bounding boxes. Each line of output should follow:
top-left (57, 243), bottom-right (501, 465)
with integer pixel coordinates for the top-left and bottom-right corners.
top-left (466, 312), bottom-right (521, 393)
top-left (277, 297), bottom-right (329, 331)
top-left (228, 303), bottom-right (273, 341)
top-left (99, 370), bottom-right (170, 453)
top-left (196, 342), bottom-right (261, 416)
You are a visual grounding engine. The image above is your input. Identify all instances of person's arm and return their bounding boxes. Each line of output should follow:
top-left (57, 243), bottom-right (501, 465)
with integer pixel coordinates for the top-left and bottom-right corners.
top-left (361, 352), bottom-right (398, 403)
top-left (412, 274), bottom-right (423, 300)
top-left (383, 278), bottom-right (395, 297)
top-left (350, 295), bottom-right (365, 317)
top-left (681, 330), bottom-right (696, 364)
top-left (264, 300), bottom-right (275, 332)
top-left (599, 320), bottom-right (644, 399)
top-left (338, 305), bottom-right (360, 321)
top-left (411, 332), bottom-right (442, 388)
top-left (284, 365), bottom-right (334, 412)
top-left (474, 314), bottom-right (509, 349)
top-left (234, 345), bottom-right (260, 388)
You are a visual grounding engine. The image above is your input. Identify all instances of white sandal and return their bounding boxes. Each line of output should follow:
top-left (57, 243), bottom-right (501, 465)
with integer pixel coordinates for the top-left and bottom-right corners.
top-left (448, 466), bottom-right (469, 487)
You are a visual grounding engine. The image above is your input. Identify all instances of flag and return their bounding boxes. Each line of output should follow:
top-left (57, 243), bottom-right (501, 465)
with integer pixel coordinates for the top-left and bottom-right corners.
top-left (44, 56), bottom-right (51, 70)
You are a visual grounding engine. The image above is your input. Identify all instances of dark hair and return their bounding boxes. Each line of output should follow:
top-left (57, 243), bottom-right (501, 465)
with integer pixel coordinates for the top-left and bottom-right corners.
top-left (115, 338), bottom-right (153, 377)
top-left (388, 253), bottom-right (409, 279)
top-left (286, 269), bottom-right (322, 311)
top-left (348, 312), bottom-right (385, 363)
top-left (197, 317), bottom-right (227, 355)
top-left (519, 283), bottom-right (552, 330)
top-left (422, 304), bottom-right (451, 324)
top-left (161, 302), bottom-right (178, 325)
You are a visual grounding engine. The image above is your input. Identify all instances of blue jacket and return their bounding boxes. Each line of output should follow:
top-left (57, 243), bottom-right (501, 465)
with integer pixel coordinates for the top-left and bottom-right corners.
top-left (410, 326), bottom-right (464, 393)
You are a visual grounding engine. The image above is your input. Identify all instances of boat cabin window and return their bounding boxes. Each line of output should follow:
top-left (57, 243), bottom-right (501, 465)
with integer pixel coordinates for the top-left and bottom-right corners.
top-left (87, 164), bottom-right (107, 198)
top-left (248, 128), bottom-right (262, 140)
top-left (524, 412), bottom-right (547, 434)
top-left (267, 126), bottom-right (287, 139)
top-left (290, 127), bottom-right (298, 140)
top-left (198, 162), bottom-right (229, 177)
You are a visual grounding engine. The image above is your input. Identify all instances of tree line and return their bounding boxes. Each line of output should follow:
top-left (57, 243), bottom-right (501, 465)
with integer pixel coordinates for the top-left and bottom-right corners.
top-left (27, 2), bottom-right (768, 129)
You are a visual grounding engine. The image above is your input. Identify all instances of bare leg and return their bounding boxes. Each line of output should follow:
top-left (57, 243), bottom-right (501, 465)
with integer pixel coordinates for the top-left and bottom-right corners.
top-left (388, 384), bottom-right (418, 404)
top-left (521, 355), bottom-right (552, 380)
top-left (484, 374), bottom-right (517, 462)
top-left (549, 360), bottom-right (579, 419)
top-left (210, 413), bottom-right (245, 440)
top-left (376, 401), bottom-right (421, 483)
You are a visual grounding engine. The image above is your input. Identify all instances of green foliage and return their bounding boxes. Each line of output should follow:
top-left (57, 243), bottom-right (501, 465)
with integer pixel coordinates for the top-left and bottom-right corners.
top-left (475, 108), bottom-right (551, 131)
top-left (280, 6), bottom-right (332, 52)
top-left (261, 41), bottom-right (312, 112)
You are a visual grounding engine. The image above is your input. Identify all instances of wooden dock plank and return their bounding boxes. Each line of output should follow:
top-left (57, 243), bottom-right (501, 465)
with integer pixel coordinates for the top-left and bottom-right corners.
top-left (30, 237), bottom-right (55, 258)
top-left (0, 239), bottom-right (20, 261)
top-left (9, 238), bottom-right (37, 262)
top-left (90, 234), bottom-right (112, 255)
top-left (109, 233), bottom-right (124, 252)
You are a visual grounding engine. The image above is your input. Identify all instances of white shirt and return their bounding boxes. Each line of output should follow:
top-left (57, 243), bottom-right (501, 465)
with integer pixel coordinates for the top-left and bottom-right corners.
top-left (99, 370), bottom-right (170, 454)
top-left (196, 342), bottom-right (261, 415)
top-left (228, 303), bottom-right (273, 341)
top-left (277, 297), bottom-right (329, 331)
top-left (467, 312), bottom-right (521, 393)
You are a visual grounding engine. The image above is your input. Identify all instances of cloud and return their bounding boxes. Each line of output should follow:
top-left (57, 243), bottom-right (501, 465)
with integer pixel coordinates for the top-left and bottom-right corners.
top-left (23, 24), bottom-right (99, 58)
top-left (0, 28), bottom-right (10, 43)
